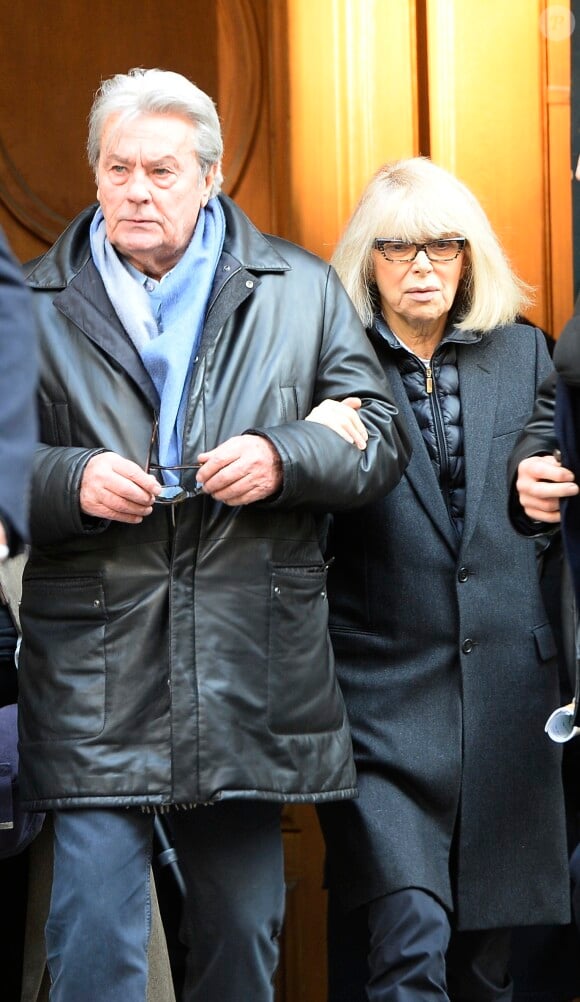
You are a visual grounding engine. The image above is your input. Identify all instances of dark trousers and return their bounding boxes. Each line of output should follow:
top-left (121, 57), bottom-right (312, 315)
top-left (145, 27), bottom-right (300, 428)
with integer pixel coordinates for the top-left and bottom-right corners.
top-left (327, 887), bottom-right (513, 1002)
top-left (0, 617), bottom-right (26, 1002)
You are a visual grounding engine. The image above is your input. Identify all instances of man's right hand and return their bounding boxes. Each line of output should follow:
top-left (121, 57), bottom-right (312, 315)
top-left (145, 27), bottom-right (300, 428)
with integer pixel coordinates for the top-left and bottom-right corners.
top-left (516, 454), bottom-right (579, 523)
top-left (80, 452), bottom-right (161, 523)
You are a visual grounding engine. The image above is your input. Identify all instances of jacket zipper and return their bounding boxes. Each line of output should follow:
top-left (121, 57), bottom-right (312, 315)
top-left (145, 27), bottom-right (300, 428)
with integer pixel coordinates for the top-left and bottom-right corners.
top-left (424, 361), bottom-right (452, 513)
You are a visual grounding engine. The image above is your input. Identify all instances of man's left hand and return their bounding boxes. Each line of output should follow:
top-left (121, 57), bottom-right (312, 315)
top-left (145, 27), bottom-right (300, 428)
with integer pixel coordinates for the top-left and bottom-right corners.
top-left (196, 435), bottom-right (283, 505)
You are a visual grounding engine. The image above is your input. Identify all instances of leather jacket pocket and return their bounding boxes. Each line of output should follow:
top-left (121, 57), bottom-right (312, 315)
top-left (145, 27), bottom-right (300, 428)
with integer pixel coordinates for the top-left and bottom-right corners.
top-left (267, 563), bottom-right (343, 735)
top-left (39, 401), bottom-right (72, 446)
top-left (19, 575), bottom-right (107, 739)
top-left (279, 385), bottom-right (299, 422)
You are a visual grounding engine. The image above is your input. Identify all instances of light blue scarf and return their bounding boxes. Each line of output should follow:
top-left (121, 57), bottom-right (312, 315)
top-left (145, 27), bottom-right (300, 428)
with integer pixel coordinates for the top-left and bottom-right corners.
top-left (89, 199), bottom-right (225, 480)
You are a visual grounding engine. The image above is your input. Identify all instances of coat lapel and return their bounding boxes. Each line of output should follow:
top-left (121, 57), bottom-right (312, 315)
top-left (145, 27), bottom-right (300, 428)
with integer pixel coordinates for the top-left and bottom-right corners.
top-left (54, 249), bottom-right (268, 412)
top-left (385, 361), bottom-right (459, 554)
top-left (53, 258), bottom-right (160, 409)
top-left (458, 336), bottom-right (499, 552)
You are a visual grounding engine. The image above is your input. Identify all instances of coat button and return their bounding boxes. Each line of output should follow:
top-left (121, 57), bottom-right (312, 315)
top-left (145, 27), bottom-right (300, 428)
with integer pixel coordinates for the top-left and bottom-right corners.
top-left (245, 280), bottom-right (254, 289)
top-left (458, 567), bottom-right (469, 583)
top-left (462, 638), bottom-right (474, 654)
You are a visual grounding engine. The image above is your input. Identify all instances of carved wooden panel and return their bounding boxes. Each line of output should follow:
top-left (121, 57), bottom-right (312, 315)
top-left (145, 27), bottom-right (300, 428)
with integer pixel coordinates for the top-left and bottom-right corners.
top-left (0, 0), bottom-right (275, 261)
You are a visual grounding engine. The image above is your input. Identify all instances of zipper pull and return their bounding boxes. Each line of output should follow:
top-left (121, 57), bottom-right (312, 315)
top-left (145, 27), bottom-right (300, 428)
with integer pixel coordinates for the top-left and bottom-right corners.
top-left (425, 364), bottom-right (433, 394)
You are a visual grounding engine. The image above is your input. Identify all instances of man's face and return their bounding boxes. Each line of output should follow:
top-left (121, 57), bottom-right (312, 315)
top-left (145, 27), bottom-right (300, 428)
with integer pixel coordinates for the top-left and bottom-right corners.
top-left (96, 112), bottom-right (217, 279)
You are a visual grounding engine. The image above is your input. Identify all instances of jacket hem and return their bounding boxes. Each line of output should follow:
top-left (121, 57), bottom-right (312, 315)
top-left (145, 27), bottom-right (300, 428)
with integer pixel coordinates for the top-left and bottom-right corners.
top-left (22, 786), bottom-right (357, 812)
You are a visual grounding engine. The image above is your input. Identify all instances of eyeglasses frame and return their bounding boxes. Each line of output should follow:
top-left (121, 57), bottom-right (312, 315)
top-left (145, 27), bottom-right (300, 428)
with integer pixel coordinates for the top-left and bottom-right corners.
top-left (373, 237), bottom-right (466, 263)
top-left (145, 414), bottom-right (203, 505)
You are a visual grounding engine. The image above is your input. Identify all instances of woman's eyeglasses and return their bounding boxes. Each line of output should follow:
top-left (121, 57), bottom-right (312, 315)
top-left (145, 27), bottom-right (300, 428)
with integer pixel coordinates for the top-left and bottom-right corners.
top-left (373, 237), bottom-right (466, 263)
top-left (146, 416), bottom-right (204, 505)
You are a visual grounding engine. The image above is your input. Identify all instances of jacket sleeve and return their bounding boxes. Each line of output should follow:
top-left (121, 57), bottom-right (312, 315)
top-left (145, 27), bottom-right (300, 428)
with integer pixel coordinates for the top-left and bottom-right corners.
top-left (553, 314), bottom-right (580, 386)
top-left (29, 444), bottom-right (109, 546)
top-left (507, 330), bottom-right (556, 535)
top-left (0, 228), bottom-right (38, 550)
top-left (254, 266), bottom-right (411, 511)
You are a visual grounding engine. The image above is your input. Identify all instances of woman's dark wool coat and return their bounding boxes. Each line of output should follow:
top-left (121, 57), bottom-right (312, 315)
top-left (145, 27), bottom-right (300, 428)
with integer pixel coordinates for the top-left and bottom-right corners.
top-left (318, 323), bottom-right (570, 930)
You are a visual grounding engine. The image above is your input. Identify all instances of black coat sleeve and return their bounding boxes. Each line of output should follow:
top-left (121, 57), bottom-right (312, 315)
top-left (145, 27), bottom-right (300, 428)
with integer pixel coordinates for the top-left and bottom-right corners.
top-left (553, 314), bottom-right (580, 387)
top-left (507, 373), bottom-right (558, 537)
top-left (256, 267), bottom-right (411, 512)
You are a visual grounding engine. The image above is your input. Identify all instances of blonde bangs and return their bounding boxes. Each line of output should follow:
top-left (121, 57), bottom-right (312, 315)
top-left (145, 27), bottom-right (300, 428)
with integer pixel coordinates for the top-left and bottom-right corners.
top-left (372, 182), bottom-right (468, 244)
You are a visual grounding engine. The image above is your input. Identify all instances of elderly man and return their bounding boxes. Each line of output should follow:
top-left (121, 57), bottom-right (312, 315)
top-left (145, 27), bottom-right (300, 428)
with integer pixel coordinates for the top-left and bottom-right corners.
top-left (16, 68), bottom-right (410, 1002)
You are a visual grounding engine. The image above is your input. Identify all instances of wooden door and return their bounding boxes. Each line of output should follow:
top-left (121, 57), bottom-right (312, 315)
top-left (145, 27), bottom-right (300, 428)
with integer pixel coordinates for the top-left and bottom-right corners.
top-left (0, 0), bottom-right (280, 259)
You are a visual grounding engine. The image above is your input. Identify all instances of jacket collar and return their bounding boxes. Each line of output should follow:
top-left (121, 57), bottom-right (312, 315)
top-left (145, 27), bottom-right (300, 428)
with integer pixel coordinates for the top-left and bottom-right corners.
top-left (458, 332), bottom-right (500, 552)
top-left (372, 312), bottom-right (483, 356)
top-left (25, 204), bottom-right (96, 289)
top-left (24, 196), bottom-right (293, 409)
top-left (373, 319), bottom-right (499, 556)
top-left (25, 195), bottom-right (291, 291)
top-left (381, 359), bottom-right (460, 554)
top-left (219, 194), bottom-right (290, 273)
top-left (52, 258), bottom-right (160, 408)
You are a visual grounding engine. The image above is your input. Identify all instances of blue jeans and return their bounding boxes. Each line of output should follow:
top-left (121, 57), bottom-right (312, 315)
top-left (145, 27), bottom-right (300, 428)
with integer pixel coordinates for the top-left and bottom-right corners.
top-left (46, 801), bottom-right (284, 1002)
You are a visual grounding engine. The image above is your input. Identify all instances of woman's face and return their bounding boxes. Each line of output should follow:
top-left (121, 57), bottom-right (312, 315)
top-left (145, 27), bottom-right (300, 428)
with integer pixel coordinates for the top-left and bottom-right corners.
top-left (372, 239), bottom-right (466, 345)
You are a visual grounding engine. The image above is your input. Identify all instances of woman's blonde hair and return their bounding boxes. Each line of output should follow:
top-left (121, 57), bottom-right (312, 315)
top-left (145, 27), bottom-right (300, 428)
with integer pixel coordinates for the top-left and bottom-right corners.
top-left (331, 157), bottom-right (532, 331)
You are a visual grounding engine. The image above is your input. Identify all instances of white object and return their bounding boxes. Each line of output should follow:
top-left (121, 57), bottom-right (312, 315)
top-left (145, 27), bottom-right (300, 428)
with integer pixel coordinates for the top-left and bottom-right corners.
top-left (545, 703), bottom-right (580, 743)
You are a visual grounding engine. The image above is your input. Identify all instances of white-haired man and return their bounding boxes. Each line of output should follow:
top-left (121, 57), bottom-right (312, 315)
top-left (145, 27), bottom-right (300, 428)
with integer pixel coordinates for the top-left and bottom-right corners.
top-left (16, 68), bottom-right (410, 1002)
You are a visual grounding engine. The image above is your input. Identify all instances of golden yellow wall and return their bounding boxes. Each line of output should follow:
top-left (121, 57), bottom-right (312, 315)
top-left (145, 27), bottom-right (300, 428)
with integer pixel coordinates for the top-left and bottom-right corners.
top-left (426, 0), bottom-right (572, 335)
top-left (276, 0), bottom-right (419, 253)
top-left (0, 1), bottom-right (571, 336)
top-left (277, 0), bottom-right (573, 336)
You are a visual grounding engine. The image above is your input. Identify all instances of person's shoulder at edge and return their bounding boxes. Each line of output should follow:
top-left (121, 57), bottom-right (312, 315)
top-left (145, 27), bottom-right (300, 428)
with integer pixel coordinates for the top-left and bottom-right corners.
top-left (23, 203), bottom-right (97, 288)
top-left (553, 314), bottom-right (580, 387)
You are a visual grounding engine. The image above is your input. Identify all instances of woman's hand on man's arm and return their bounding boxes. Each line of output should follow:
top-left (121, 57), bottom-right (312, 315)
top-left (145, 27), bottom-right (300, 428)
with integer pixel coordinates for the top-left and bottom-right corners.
top-left (305, 397), bottom-right (368, 450)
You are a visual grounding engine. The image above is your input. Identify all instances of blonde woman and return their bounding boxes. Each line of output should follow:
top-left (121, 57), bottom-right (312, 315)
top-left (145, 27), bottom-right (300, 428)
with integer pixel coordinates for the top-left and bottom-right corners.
top-left (313, 159), bottom-right (570, 1001)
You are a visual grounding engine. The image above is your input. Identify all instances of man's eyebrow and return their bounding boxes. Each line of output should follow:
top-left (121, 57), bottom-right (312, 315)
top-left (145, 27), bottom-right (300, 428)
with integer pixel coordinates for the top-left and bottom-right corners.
top-left (102, 152), bottom-right (132, 164)
top-left (147, 156), bottom-right (180, 167)
top-left (102, 153), bottom-right (181, 165)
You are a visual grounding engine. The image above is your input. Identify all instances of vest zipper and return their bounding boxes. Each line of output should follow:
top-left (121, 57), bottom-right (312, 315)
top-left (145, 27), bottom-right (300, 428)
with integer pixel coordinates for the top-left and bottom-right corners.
top-left (424, 361), bottom-right (451, 514)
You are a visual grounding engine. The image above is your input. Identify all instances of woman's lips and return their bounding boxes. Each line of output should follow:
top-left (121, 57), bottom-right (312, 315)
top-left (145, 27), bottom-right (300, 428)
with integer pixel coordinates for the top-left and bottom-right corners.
top-left (406, 287), bottom-right (440, 301)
